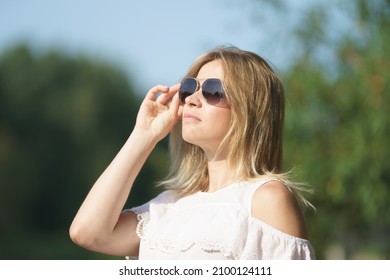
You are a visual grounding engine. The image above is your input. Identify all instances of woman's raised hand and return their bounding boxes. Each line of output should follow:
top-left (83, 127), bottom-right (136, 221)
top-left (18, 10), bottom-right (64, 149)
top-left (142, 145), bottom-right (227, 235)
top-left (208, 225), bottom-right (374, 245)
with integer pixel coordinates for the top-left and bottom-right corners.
top-left (134, 84), bottom-right (182, 142)
top-left (69, 84), bottom-right (182, 257)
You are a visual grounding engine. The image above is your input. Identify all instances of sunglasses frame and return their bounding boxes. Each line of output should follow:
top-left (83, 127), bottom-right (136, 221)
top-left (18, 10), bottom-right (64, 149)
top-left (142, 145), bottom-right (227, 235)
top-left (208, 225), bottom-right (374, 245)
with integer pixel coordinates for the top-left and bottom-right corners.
top-left (179, 77), bottom-right (225, 106)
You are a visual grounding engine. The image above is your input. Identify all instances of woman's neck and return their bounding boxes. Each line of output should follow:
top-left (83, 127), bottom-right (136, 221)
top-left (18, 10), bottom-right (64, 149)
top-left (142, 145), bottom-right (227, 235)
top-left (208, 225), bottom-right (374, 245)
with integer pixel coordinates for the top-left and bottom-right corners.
top-left (206, 159), bottom-right (239, 193)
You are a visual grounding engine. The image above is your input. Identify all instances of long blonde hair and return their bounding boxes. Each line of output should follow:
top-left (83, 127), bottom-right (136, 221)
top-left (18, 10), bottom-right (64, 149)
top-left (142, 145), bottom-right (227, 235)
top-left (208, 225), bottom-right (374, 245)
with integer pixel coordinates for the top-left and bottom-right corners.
top-left (160, 46), bottom-right (313, 208)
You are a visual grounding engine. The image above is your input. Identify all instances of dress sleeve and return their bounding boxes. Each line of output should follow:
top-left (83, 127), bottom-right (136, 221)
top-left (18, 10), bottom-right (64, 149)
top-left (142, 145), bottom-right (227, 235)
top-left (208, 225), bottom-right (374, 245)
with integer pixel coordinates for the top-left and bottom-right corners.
top-left (124, 190), bottom-right (177, 239)
top-left (240, 217), bottom-right (316, 260)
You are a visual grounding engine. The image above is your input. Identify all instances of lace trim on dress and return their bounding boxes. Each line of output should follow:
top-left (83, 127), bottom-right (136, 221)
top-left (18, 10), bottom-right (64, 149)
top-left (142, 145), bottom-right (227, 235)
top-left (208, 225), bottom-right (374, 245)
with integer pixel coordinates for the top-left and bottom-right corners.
top-left (127, 185), bottom-right (315, 260)
top-left (132, 205), bottom-right (245, 259)
top-left (132, 207), bottom-right (314, 260)
top-left (134, 211), bottom-right (150, 242)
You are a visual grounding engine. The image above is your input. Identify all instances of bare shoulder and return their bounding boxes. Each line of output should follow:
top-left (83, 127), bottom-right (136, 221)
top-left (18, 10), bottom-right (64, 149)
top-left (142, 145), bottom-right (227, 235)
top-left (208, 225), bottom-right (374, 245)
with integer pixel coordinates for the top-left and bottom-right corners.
top-left (251, 180), bottom-right (308, 239)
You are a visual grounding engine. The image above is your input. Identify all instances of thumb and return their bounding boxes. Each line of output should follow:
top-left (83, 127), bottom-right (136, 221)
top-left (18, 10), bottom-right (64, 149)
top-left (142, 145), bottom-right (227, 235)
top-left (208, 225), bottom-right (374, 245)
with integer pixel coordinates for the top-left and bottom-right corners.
top-left (169, 93), bottom-right (181, 122)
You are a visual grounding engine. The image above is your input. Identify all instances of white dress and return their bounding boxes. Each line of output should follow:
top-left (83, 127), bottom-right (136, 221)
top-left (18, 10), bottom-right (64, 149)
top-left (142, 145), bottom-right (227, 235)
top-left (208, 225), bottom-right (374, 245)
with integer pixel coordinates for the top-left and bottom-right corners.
top-left (128, 178), bottom-right (315, 260)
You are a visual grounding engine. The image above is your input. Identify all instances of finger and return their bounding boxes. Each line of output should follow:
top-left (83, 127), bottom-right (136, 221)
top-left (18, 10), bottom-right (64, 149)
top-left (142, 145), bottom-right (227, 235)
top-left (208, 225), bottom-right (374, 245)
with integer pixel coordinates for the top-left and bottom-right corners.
top-left (169, 83), bottom-right (180, 94)
top-left (173, 83), bottom-right (183, 118)
top-left (169, 84), bottom-right (182, 119)
top-left (156, 83), bottom-right (180, 104)
top-left (169, 92), bottom-right (181, 121)
top-left (144, 85), bottom-right (169, 101)
top-left (156, 92), bottom-right (173, 104)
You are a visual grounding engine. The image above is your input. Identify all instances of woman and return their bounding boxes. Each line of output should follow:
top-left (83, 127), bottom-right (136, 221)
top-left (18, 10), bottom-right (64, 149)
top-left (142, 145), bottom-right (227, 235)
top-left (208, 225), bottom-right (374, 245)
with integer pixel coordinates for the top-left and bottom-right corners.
top-left (70, 46), bottom-right (315, 259)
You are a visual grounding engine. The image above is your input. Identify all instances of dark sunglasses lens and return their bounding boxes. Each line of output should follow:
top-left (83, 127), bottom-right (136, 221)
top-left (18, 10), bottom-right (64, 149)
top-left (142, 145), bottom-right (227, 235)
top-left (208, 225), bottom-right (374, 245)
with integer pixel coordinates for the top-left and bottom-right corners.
top-left (179, 78), bottom-right (198, 104)
top-left (202, 79), bottom-right (224, 105)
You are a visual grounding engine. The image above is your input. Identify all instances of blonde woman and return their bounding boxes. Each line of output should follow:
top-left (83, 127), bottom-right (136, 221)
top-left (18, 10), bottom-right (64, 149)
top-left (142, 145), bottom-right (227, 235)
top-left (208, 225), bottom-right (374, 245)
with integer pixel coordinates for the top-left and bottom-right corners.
top-left (70, 46), bottom-right (315, 259)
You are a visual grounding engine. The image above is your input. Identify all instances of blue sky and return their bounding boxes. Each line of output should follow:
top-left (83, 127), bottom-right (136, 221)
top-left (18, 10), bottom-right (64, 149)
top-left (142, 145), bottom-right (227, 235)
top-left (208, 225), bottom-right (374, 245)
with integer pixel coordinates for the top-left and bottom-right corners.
top-left (0, 0), bottom-right (320, 92)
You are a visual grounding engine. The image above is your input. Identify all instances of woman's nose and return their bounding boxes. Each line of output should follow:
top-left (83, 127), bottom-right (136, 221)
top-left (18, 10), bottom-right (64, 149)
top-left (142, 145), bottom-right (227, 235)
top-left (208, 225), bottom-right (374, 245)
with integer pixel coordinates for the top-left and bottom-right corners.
top-left (185, 90), bottom-right (202, 107)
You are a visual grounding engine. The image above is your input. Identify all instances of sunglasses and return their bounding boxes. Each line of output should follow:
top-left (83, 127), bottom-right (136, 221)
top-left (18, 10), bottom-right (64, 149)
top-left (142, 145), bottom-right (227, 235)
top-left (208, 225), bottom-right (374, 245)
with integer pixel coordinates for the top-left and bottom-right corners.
top-left (179, 77), bottom-right (225, 105)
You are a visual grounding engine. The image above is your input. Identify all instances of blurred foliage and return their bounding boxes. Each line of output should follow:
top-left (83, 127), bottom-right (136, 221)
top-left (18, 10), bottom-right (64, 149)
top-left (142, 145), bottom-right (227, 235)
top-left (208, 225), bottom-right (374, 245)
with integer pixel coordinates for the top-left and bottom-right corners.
top-left (0, 46), bottom-right (168, 259)
top-left (278, 0), bottom-right (390, 259)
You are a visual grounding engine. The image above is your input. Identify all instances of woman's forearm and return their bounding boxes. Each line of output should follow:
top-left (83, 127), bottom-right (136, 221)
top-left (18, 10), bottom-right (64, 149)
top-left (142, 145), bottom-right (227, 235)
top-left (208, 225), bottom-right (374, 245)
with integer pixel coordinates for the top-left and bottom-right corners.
top-left (70, 84), bottom-right (180, 253)
top-left (69, 128), bottom-right (157, 246)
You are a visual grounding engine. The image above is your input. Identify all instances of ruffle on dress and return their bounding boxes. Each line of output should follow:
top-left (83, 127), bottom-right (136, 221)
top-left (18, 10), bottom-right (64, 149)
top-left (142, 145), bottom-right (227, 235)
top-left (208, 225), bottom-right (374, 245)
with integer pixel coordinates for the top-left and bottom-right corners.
top-left (130, 189), bottom-right (315, 260)
top-left (133, 201), bottom-right (246, 258)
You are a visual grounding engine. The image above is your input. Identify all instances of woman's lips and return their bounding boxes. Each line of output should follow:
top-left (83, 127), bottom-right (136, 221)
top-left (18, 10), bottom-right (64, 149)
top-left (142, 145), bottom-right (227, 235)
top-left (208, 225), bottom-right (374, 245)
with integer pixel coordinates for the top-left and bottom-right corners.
top-left (182, 113), bottom-right (201, 121)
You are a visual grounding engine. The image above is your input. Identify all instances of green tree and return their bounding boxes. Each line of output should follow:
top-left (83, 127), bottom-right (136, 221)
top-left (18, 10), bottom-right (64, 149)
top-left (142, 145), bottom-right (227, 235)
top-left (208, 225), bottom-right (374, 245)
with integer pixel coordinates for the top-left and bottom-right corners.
top-left (0, 45), bottom-right (168, 259)
top-left (249, 0), bottom-right (390, 259)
